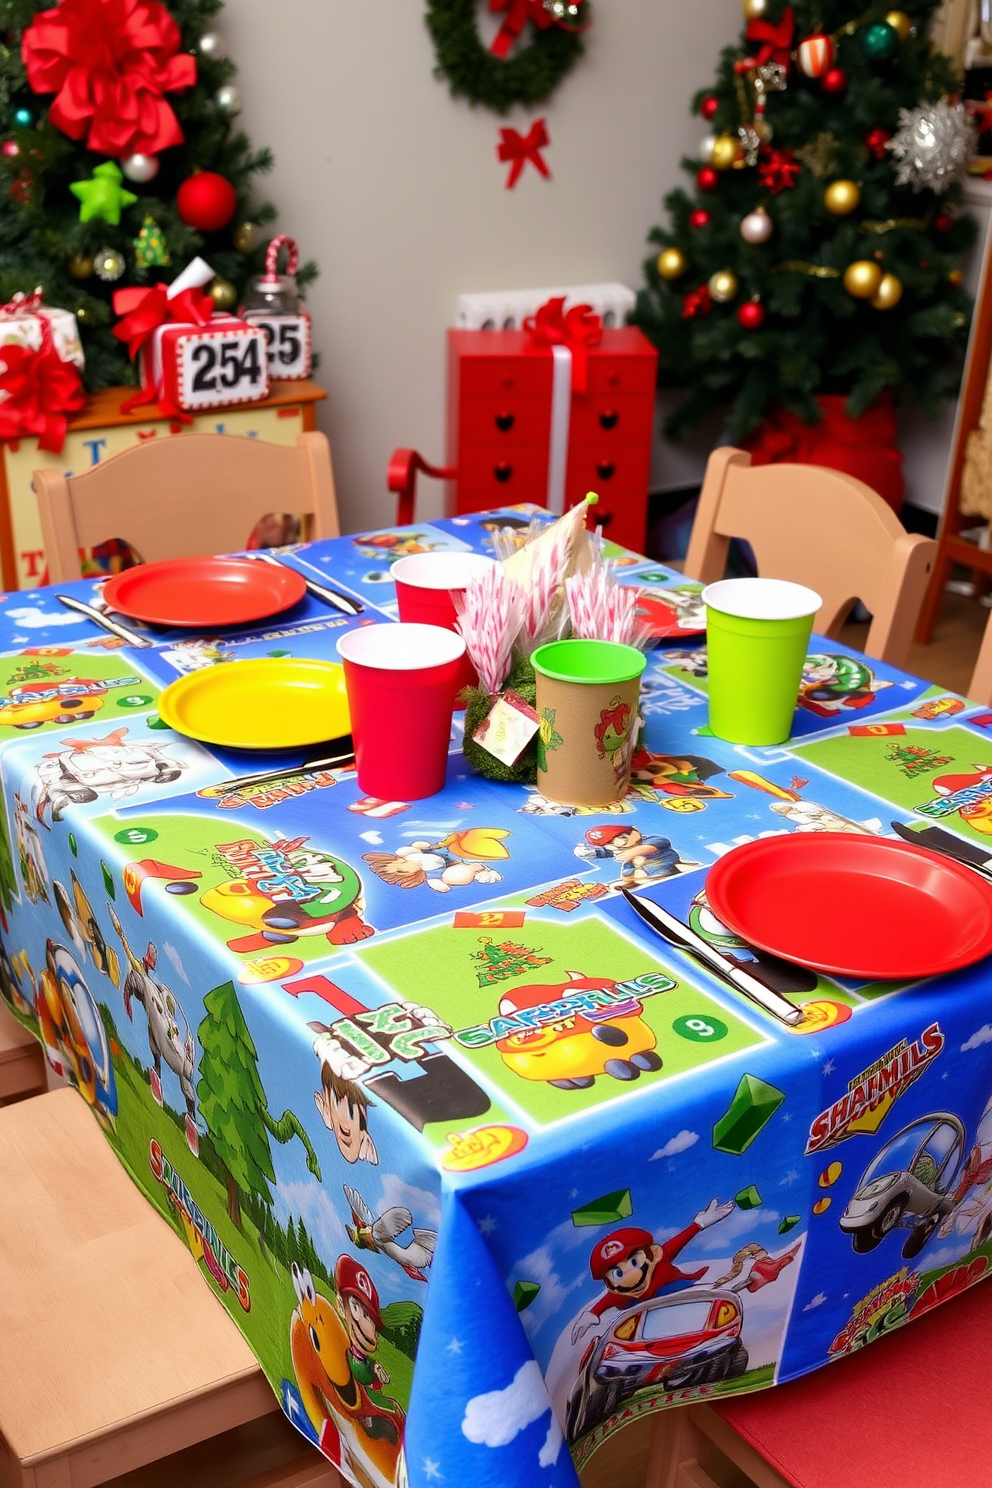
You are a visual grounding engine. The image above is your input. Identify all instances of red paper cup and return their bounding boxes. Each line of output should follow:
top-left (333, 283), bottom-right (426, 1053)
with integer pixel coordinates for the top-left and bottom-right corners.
top-left (392, 553), bottom-right (495, 703)
top-left (337, 622), bottom-right (466, 800)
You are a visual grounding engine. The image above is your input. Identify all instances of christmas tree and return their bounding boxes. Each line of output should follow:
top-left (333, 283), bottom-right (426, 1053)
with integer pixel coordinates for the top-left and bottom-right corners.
top-left (633, 1), bottom-right (977, 445)
top-left (0, 0), bottom-right (315, 390)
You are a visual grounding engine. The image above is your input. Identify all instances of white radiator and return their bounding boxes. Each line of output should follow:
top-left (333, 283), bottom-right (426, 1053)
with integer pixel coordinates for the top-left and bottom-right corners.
top-left (455, 282), bottom-right (636, 331)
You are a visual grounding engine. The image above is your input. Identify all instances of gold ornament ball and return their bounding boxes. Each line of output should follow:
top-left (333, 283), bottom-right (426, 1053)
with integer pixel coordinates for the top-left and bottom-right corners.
top-left (67, 252), bottom-right (93, 280)
top-left (233, 220), bottom-right (262, 253)
top-left (949, 268), bottom-right (964, 287)
top-left (711, 134), bottom-right (742, 171)
top-left (884, 9), bottom-right (912, 40)
top-left (742, 0), bottom-right (769, 17)
top-left (824, 179), bottom-right (861, 216)
top-left (871, 273), bottom-right (903, 310)
top-left (709, 268), bottom-right (740, 303)
top-left (208, 275), bottom-right (238, 311)
top-left (843, 260), bottom-right (884, 299)
top-left (657, 248), bottom-right (688, 280)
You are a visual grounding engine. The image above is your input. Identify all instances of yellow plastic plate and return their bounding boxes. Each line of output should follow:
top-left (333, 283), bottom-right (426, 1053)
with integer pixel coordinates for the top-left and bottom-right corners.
top-left (158, 659), bottom-right (351, 750)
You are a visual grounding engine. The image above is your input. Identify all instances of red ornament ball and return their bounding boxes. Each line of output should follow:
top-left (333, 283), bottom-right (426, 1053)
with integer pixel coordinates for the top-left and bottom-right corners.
top-left (700, 95), bottom-right (719, 120)
top-left (822, 67), bottom-right (847, 95)
top-left (697, 166), bottom-right (719, 193)
top-left (176, 171), bottom-right (238, 232)
top-left (738, 301), bottom-right (766, 330)
top-left (689, 208), bottom-right (711, 228)
top-left (934, 212), bottom-right (954, 234)
top-left (1, 140), bottom-right (20, 159)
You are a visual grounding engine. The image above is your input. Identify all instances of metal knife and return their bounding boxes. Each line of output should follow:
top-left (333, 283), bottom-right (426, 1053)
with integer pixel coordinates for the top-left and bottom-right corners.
top-left (890, 821), bottom-right (992, 883)
top-left (56, 593), bottom-right (153, 648)
top-left (249, 550), bottom-right (364, 617)
top-left (197, 739), bottom-right (356, 797)
top-left (620, 887), bottom-right (805, 1028)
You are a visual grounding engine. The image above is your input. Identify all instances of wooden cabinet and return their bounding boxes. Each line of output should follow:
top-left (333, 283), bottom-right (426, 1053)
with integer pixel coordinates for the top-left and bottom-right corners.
top-left (0, 379), bottom-right (326, 590)
top-left (445, 328), bottom-right (657, 553)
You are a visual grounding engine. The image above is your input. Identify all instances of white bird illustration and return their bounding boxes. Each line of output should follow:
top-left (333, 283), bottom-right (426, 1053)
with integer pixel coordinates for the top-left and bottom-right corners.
top-left (343, 1184), bottom-right (437, 1282)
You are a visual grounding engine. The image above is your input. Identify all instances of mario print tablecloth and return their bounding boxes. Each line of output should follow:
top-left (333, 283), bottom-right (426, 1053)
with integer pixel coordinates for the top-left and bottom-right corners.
top-left (2, 507), bottom-right (992, 1488)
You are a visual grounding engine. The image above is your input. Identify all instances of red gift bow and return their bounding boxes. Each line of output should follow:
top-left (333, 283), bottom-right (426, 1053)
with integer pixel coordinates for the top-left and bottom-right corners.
top-left (0, 319), bottom-right (86, 453)
top-left (112, 281), bottom-right (215, 420)
top-left (743, 4), bottom-right (794, 68)
top-left (0, 288), bottom-right (45, 319)
top-left (523, 295), bottom-right (602, 394)
top-left (21, 0), bottom-right (196, 158)
top-left (757, 145), bottom-right (801, 194)
top-left (498, 118), bottom-right (551, 189)
top-left (489, 0), bottom-right (553, 60)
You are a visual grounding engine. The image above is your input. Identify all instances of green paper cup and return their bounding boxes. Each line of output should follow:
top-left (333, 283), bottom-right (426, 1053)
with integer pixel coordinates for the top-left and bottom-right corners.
top-left (702, 578), bottom-right (821, 745)
top-left (531, 639), bottom-right (647, 807)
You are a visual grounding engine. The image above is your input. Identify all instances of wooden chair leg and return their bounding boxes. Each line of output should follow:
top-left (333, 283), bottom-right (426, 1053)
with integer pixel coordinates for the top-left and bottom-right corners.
top-left (645, 1408), bottom-right (719, 1488)
top-left (240, 1455), bottom-right (341, 1488)
top-left (915, 548), bottom-right (954, 644)
top-left (688, 1405), bottom-right (793, 1488)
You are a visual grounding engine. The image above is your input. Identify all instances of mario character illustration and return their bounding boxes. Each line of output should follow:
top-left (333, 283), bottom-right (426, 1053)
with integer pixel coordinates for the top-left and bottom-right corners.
top-left (628, 749), bottom-right (733, 802)
top-left (730, 771), bottom-right (881, 834)
top-left (594, 695), bottom-right (635, 781)
top-left (109, 905), bottom-right (199, 1154)
top-left (200, 838), bottom-right (374, 953)
top-left (53, 871), bottom-right (121, 986)
top-left (0, 673), bottom-right (143, 729)
top-left (495, 970), bottom-right (664, 1089)
top-left (336, 1256), bottom-right (405, 1445)
top-left (798, 654), bottom-right (893, 717)
top-left (713, 1241), bottom-right (802, 1293)
top-left (575, 824), bottom-right (700, 885)
top-left (289, 1261), bottom-right (403, 1483)
top-left (35, 726), bottom-right (185, 824)
top-left (35, 940), bottom-right (117, 1129)
top-left (344, 1184), bottom-right (437, 1281)
top-left (929, 764), bottom-right (992, 834)
top-left (13, 791), bottom-right (48, 903)
top-left (362, 827), bottom-right (510, 893)
top-left (313, 1052), bottom-right (378, 1165)
top-left (351, 530), bottom-right (437, 561)
top-left (571, 1199), bottom-right (736, 1341)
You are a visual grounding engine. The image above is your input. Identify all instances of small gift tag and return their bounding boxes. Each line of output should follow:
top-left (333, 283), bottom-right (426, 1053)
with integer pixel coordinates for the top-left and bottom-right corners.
top-left (472, 689), bottom-right (539, 766)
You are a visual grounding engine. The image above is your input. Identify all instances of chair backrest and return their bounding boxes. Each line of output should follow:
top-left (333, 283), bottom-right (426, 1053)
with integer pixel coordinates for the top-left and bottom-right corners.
top-left (684, 447), bottom-right (937, 668)
top-left (34, 430), bottom-right (340, 583)
top-left (969, 609), bottom-right (992, 704)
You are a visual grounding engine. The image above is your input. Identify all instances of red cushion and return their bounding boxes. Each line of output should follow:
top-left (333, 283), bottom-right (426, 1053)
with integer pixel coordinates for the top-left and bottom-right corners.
top-left (712, 1279), bottom-right (992, 1488)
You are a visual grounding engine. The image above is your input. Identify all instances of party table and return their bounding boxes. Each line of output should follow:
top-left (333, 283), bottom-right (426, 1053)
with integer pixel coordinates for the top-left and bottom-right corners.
top-left (2, 506), bottom-right (992, 1488)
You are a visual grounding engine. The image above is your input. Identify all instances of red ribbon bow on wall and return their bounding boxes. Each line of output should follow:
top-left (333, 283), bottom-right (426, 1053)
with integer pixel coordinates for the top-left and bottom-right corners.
top-left (498, 118), bottom-right (551, 188)
top-left (111, 282), bottom-right (214, 361)
top-left (0, 320), bottom-right (86, 453)
top-left (21, 0), bottom-right (196, 158)
top-left (743, 4), bottom-right (794, 69)
top-left (523, 295), bottom-right (602, 393)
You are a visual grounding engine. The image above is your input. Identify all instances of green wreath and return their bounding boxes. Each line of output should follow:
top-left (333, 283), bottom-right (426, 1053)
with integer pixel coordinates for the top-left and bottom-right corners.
top-left (426, 0), bottom-right (590, 115)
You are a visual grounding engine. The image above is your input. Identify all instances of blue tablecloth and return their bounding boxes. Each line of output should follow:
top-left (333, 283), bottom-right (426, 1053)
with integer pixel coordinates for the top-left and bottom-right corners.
top-left (2, 507), bottom-right (991, 1488)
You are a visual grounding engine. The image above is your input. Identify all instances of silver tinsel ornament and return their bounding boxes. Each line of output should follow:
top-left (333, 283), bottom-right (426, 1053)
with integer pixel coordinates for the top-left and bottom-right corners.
top-left (886, 100), bottom-right (975, 193)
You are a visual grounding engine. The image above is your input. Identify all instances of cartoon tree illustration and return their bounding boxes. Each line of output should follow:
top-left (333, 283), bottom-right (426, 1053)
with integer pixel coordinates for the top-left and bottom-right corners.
top-left (197, 980), bottom-right (321, 1227)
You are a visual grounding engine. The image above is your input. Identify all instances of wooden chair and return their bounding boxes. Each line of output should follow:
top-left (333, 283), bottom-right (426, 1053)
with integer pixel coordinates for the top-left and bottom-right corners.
top-left (0, 1086), bottom-right (340, 1488)
top-left (969, 608), bottom-right (992, 703)
top-left (0, 1004), bottom-right (46, 1104)
top-left (34, 431), bottom-right (340, 584)
top-left (684, 447), bottom-right (937, 668)
top-left (642, 1277), bottom-right (992, 1488)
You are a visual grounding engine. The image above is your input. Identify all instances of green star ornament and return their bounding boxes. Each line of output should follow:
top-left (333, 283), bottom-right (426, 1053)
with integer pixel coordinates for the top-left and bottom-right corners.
top-left (70, 162), bottom-right (138, 226)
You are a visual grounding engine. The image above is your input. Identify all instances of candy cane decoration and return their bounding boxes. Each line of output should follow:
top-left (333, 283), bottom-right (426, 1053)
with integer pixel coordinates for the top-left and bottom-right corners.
top-left (263, 235), bottom-right (299, 282)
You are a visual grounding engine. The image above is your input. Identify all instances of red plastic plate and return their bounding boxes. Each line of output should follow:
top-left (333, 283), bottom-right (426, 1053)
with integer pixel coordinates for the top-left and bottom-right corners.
top-left (102, 558), bottom-right (307, 628)
top-left (706, 832), bottom-right (992, 981)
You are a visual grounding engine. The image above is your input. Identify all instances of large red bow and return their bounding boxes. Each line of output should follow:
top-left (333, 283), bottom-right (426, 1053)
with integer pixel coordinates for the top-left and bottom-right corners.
top-left (112, 282), bottom-right (214, 361)
top-left (523, 296), bottom-right (602, 393)
top-left (0, 320), bottom-right (86, 453)
top-left (744, 4), bottom-right (794, 68)
top-left (498, 118), bottom-right (551, 189)
top-left (21, 0), bottom-right (196, 158)
top-left (489, 0), bottom-right (553, 59)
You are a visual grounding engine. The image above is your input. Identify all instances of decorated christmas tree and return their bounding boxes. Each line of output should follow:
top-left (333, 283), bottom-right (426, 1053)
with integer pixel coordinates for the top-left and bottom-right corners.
top-left (0, 0), bottom-right (314, 390)
top-left (633, 1), bottom-right (977, 482)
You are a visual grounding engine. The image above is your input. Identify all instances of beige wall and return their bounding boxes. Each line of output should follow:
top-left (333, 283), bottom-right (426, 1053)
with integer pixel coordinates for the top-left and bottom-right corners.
top-left (223, 0), bottom-right (740, 531)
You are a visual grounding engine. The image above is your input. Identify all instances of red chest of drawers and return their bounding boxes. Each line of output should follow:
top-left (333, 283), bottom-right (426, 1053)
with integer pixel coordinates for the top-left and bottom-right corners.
top-left (445, 326), bottom-right (658, 553)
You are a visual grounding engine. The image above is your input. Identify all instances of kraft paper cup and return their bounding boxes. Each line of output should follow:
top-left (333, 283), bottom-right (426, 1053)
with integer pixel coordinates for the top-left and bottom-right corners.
top-left (337, 623), bottom-right (465, 800)
top-left (392, 552), bottom-right (496, 704)
top-left (531, 639), bottom-right (646, 808)
top-left (702, 578), bottom-right (821, 746)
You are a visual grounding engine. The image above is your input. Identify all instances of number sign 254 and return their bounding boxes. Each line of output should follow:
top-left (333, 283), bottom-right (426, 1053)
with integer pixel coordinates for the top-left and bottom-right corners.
top-left (172, 324), bottom-right (270, 412)
top-left (244, 311), bottom-right (313, 380)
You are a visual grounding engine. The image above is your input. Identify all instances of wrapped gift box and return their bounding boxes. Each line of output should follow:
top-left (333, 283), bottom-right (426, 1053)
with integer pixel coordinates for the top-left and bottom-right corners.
top-left (144, 314), bottom-right (270, 414)
top-left (0, 293), bottom-right (84, 371)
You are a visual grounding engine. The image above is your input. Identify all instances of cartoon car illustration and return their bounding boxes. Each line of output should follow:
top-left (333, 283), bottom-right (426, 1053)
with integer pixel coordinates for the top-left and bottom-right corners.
top-left (840, 1113), bottom-right (966, 1259)
top-left (0, 676), bottom-right (141, 729)
top-left (495, 972), bottom-right (664, 1089)
top-left (565, 1288), bottom-right (748, 1440)
top-left (37, 727), bottom-right (184, 822)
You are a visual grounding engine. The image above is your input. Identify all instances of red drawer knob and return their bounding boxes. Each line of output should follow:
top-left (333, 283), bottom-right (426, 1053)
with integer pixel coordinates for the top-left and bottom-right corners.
top-left (494, 462), bottom-right (513, 483)
top-left (599, 410), bottom-right (619, 430)
top-left (495, 411), bottom-right (515, 432)
top-left (596, 461), bottom-right (616, 480)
